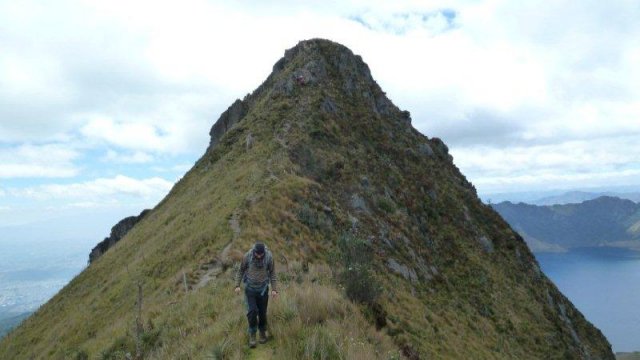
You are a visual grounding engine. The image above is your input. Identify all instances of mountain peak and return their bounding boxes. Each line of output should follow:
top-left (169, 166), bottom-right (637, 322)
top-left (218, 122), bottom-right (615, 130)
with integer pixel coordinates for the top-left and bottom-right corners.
top-left (208, 38), bottom-right (409, 151)
top-left (271, 38), bottom-right (374, 86)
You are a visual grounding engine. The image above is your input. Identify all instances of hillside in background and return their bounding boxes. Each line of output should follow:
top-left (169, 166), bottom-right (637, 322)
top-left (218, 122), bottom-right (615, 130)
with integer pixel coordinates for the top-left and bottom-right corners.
top-left (617, 352), bottom-right (640, 360)
top-left (0, 313), bottom-right (31, 339)
top-left (0, 39), bottom-right (614, 359)
top-left (533, 191), bottom-right (640, 206)
top-left (493, 196), bottom-right (640, 252)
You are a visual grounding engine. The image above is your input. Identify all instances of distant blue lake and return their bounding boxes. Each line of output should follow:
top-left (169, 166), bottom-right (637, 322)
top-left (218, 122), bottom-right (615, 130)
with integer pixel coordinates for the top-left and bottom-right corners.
top-left (536, 247), bottom-right (640, 353)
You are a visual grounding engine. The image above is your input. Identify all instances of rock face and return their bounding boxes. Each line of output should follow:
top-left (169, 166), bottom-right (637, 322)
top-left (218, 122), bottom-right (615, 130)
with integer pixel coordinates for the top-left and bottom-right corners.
top-left (0, 39), bottom-right (615, 359)
top-left (208, 99), bottom-right (248, 149)
top-left (206, 38), bottom-right (405, 153)
top-left (88, 209), bottom-right (150, 263)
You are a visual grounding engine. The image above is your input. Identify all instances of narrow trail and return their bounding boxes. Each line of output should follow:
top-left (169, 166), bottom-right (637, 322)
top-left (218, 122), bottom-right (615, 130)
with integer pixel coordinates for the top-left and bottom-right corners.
top-left (229, 209), bottom-right (241, 239)
top-left (193, 260), bottom-right (223, 290)
top-left (246, 342), bottom-right (276, 360)
top-left (191, 207), bottom-right (241, 290)
top-left (192, 240), bottom-right (234, 290)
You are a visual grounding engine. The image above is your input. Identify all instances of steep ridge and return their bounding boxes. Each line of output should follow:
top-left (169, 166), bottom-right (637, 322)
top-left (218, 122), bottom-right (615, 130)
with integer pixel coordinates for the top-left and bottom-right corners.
top-left (0, 39), bottom-right (613, 359)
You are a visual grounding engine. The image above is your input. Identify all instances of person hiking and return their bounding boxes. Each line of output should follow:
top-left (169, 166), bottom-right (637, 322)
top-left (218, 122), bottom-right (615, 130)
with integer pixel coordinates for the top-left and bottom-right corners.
top-left (234, 242), bottom-right (278, 348)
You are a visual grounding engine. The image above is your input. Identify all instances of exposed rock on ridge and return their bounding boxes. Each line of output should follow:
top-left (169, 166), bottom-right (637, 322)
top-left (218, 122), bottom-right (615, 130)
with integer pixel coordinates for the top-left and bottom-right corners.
top-left (88, 209), bottom-right (150, 263)
top-left (207, 39), bottom-right (408, 153)
top-left (208, 99), bottom-right (248, 149)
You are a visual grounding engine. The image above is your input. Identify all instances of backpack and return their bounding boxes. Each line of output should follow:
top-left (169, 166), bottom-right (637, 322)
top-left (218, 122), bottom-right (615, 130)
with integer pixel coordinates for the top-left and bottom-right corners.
top-left (243, 247), bottom-right (273, 287)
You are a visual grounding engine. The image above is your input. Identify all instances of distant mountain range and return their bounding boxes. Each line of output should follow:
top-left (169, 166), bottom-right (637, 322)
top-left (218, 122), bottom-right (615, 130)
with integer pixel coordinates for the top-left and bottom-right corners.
top-left (533, 191), bottom-right (640, 206)
top-left (492, 196), bottom-right (640, 252)
top-left (483, 190), bottom-right (640, 205)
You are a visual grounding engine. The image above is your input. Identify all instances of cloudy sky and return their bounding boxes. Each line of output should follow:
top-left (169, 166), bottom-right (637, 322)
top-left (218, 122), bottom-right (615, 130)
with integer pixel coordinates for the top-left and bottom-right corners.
top-left (1, 0), bottom-right (639, 237)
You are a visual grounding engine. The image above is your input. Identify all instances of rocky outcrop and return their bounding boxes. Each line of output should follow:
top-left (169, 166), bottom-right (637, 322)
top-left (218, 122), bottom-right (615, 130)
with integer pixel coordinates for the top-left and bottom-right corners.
top-left (88, 209), bottom-right (150, 263)
top-left (208, 99), bottom-right (249, 150)
top-left (387, 258), bottom-right (418, 283)
top-left (206, 39), bottom-right (408, 153)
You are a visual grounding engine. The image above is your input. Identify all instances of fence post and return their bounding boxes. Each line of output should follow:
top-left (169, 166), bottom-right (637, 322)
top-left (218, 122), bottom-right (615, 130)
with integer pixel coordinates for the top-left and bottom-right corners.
top-left (135, 282), bottom-right (143, 360)
top-left (182, 271), bottom-right (188, 292)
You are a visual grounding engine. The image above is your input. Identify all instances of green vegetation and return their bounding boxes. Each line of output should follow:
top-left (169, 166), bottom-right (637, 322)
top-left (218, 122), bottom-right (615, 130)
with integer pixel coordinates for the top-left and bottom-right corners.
top-left (331, 233), bottom-right (381, 305)
top-left (376, 198), bottom-right (396, 214)
top-left (0, 39), bottom-right (614, 359)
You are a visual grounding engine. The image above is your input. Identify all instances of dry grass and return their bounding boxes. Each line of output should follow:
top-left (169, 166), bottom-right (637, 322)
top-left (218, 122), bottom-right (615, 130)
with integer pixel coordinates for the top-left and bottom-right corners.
top-left (267, 266), bottom-right (402, 360)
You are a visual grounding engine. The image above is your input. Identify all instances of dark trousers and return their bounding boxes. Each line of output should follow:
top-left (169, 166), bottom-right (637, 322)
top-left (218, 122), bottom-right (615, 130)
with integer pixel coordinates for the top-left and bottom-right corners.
top-left (245, 286), bottom-right (269, 334)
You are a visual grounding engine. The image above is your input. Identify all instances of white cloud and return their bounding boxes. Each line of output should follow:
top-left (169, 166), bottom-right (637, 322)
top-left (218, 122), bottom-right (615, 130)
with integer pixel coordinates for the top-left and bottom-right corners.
top-left (10, 175), bottom-right (173, 201)
top-left (102, 149), bottom-right (154, 164)
top-left (0, 144), bottom-right (79, 178)
top-left (0, 164), bottom-right (78, 179)
top-left (63, 201), bottom-right (117, 209)
top-left (78, 110), bottom-right (213, 154)
top-left (152, 164), bottom-right (193, 173)
top-left (350, 9), bottom-right (456, 35)
top-left (0, 52), bottom-right (70, 102)
top-left (0, 0), bottom-right (639, 195)
top-left (452, 135), bottom-right (640, 194)
top-left (80, 117), bottom-right (170, 152)
top-left (471, 168), bottom-right (640, 195)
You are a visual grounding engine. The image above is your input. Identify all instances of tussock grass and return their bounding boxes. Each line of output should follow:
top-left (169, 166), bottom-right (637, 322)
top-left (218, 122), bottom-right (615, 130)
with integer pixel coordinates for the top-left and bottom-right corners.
top-left (267, 267), bottom-right (401, 360)
top-left (143, 264), bottom-right (402, 360)
top-left (40, 261), bottom-right (401, 359)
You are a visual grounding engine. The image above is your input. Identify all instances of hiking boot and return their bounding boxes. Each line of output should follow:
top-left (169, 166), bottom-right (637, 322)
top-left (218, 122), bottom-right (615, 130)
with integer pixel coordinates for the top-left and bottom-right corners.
top-left (249, 333), bottom-right (257, 348)
top-left (259, 330), bottom-right (268, 344)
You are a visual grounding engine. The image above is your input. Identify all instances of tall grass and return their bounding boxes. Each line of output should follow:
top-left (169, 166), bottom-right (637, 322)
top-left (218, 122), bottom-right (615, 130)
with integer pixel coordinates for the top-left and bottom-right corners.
top-left (125, 263), bottom-right (402, 359)
top-left (267, 265), bottom-right (402, 359)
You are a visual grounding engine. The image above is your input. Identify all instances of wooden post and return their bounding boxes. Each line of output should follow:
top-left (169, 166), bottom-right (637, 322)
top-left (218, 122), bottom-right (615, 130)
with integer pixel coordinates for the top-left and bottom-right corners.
top-left (182, 271), bottom-right (188, 293)
top-left (135, 282), bottom-right (143, 360)
top-left (280, 254), bottom-right (289, 272)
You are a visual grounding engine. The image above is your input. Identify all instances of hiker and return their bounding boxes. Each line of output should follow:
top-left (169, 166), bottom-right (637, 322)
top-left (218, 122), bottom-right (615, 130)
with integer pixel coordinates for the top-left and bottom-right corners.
top-left (234, 242), bottom-right (278, 348)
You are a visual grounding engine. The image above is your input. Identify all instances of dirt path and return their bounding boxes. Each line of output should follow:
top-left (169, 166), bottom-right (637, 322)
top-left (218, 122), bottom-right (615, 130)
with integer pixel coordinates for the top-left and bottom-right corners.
top-left (193, 240), bottom-right (235, 290)
top-left (193, 261), bottom-right (223, 290)
top-left (246, 342), bottom-right (276, 360)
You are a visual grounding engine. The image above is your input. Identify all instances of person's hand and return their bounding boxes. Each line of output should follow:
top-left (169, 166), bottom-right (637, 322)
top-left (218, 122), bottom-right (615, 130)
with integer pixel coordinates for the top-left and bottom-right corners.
top-left (271, 290), bottom-right (278, 298)
top-left (234, 287), bottom-right (241, 294)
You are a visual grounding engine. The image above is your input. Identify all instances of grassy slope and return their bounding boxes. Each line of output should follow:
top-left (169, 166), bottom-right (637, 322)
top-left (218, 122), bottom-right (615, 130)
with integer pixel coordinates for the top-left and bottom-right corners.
top-left (0, 39), bottom-right (614, 359)
top-left (0, 54), bottom-right (397, 359)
